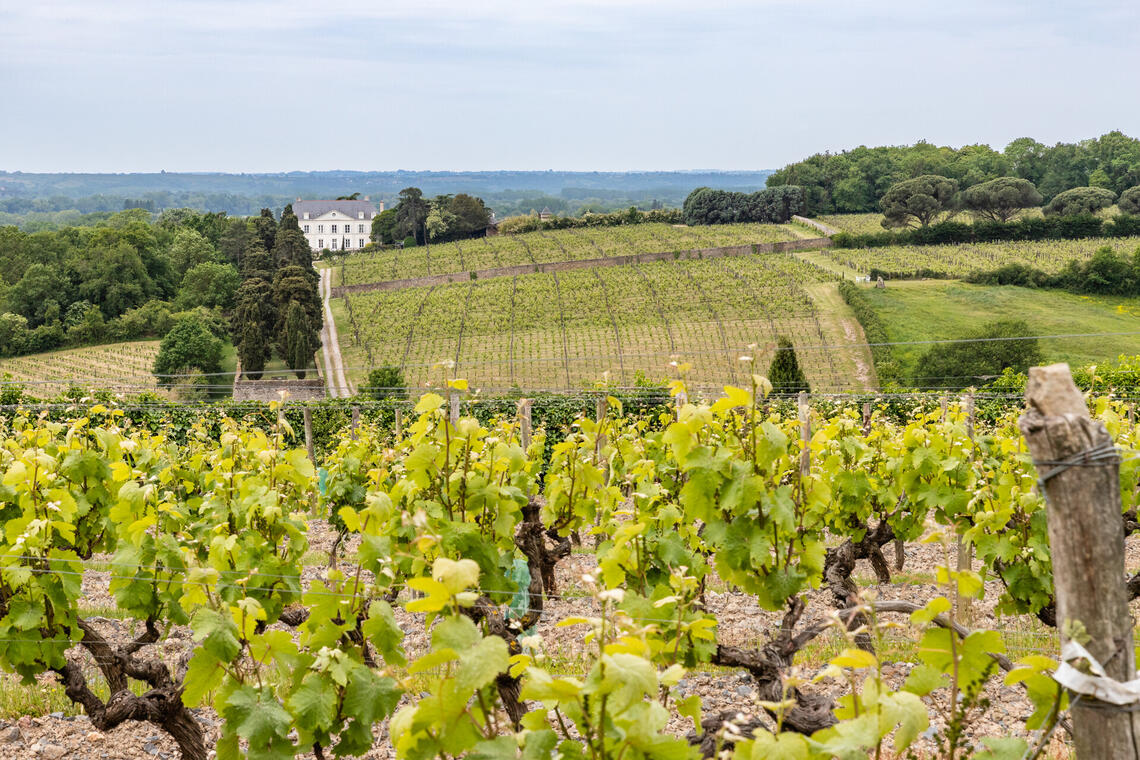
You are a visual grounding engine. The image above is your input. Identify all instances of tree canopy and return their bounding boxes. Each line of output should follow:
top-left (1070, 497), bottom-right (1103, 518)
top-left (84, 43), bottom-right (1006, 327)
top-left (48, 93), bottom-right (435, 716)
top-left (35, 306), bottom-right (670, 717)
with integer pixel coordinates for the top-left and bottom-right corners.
top-left (880, 175), bottom-right (959, 228)
top-left (1043, 186), bottom-right (1117, 216)
top-left (1118, 186), bottom-right (1140, 215)
top-left (961, 177), bottom-right (1043, 223)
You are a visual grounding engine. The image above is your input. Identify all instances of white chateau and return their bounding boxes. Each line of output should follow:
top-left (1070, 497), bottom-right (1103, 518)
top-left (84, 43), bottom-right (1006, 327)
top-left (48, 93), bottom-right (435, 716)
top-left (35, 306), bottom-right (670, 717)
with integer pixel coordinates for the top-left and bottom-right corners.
top-left (293, 198), bottom-right (384, 254)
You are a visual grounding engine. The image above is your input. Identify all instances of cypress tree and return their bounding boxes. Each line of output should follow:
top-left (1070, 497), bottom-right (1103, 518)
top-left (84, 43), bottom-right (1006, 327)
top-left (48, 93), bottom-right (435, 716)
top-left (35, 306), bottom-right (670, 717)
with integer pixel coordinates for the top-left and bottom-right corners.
top-left (767, 336), bottom-right (810, 394)
top-left (282, 300), bottom-right (315, 379)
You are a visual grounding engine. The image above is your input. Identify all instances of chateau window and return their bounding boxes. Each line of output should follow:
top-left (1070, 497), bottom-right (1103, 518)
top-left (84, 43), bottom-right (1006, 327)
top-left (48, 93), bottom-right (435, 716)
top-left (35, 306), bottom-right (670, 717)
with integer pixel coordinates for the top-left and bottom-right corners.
top-left (359, 239), bottom-right (365, 248)
top-left (331, 240), bottom-right (337, 250)
top-left (318, 225), bottom-right (324, 233)
top-left (358, 224), bottom-right (365, 233)
top-left (318, 239), bottom-right (324, 248)
top-left (331, 224), bottom-right (338, 233)
top-left (303, 225), bottom-right (310, 233)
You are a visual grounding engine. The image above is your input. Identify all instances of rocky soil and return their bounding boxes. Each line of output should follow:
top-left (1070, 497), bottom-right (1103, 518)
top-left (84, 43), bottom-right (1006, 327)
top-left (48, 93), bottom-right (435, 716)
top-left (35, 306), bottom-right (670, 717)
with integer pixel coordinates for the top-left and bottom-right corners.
top-left (0, 518), bottom-right (1096, 759)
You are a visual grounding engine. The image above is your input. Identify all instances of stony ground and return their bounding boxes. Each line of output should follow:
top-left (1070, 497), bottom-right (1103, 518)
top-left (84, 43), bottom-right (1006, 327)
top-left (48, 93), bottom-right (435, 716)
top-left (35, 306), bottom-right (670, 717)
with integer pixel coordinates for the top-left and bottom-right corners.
top-left (0, 518), bottom-right (1096, 759)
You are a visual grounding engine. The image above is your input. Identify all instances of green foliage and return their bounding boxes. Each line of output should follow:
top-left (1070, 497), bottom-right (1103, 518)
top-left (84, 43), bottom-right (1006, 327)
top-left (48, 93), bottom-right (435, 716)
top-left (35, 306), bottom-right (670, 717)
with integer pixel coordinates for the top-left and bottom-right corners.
top-left (767, 336), bottom-right (809, 393)
top-left (176, 261), bottom-right (240, 310)
top-left (363, 366), bottom-right (406, 399)
top-left (1043, 186), bottom-right (1116, 216)
top-left (962, 177), bottom-right (1042, 223)
top-left (1117, 185), bottom-right (1140, 215)
top-left (152, 313), bottom-right (224, 385)
top-left (914, 319), bottom-right (1042, 389)
top-left (682, 186), bottom-right (806, 225)
top-left (880, 175), bottom-right (959, 228)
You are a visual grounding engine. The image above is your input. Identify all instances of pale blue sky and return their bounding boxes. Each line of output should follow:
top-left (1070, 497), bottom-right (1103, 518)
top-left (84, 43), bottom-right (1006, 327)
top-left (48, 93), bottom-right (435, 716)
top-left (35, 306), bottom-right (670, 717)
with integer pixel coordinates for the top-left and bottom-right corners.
top-left (1, 0), bottom-right (1136, 172)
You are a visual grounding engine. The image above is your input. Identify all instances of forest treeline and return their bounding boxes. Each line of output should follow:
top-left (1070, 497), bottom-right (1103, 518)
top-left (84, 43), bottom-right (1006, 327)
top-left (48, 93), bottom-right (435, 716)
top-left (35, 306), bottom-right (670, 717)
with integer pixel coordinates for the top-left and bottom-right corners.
top-left (766, 130), bottom-right (1140, 214)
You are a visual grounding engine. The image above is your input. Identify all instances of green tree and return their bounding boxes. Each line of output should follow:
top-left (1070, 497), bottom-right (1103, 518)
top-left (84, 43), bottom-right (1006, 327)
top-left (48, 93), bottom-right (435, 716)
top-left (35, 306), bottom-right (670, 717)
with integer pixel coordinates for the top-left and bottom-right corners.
top-left (272, 209), bottom-right (313, 269)
top-left (371, 207), bottom-right (399, 244)
top-left (880, 175), bottom-right (959, 228)
top-left (241, 241), bottom-right (275, 282)
top-left (395, 187), bottom-right (429, 244)
top-left (449, 193), bottom-right (492, 236)
top-left (1043, 186), bottom-right (1116, 216)
top-left (272, 265), bottom-right (322, 372)
top-left (8, 263), bottom-right (69, 326)
top-left (152, 314), bottom-right (223, 386)
top-left (252, 208), bottom-right (277, 253)
top-left (767, 336), bottom-right (809, 393)
top-left (218, 217), bottom-right (254, 267)
top-left (168, 228), bottom-right (219, 276)
top-left (1118, 186), bottom-right (1140, 215)
top-left (231, 279), bottom-right (275, 379)
top-left (176, 261), bottom-right (241, 310)
top-left (961, 177), bottom-right (1042, 222)
top-left (281, 300), bottom-right (318, 379)
top-left (914, 319), bottom-right (1042, 389)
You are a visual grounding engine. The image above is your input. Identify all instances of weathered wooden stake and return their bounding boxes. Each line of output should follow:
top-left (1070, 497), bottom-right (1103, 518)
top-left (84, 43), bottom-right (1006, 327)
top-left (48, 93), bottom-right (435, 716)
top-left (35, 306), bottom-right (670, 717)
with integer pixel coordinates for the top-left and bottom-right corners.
top-left (939, 395), bottom-right (948, 422)
top-left (394, 408), bottom-right (403, 439)
top-left (1020, 364), bottom-right (1140, 758)
top-left (955, 392), bottom-right (976, 623)
top-left (449, 389), bottom-right (460, 426)
top-left (350, 406), bottom-right (360, 441)
top-left (861, 402), bottom-right (871, 437)
top-left (798, 392), bottom-right (811, 479)
top-left (518, 399), bottom-right (532, 451)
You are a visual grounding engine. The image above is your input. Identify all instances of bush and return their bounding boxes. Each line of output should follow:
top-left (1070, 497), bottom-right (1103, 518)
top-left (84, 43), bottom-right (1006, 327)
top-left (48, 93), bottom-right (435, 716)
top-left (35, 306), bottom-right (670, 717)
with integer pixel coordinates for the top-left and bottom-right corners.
top-left (1119, 186), bottom-right (1140, 215)
top-left (914, 319), bottom-right (1042, 389)
top-left (682, 186), bottom-right (805, 225)
top-left (1043, 186), bottom-right (1116, 216)
top-left (152, 314), bottom-right (223, 386)
top-left (363, 366), bottom-right (407, 400)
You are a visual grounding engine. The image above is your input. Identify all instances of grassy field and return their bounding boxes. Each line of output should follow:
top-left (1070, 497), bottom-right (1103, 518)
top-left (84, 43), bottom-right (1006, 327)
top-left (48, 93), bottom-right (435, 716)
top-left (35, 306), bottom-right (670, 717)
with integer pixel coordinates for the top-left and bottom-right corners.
top-left (335, 222), bottom-right (808, 286)
top-left (0, 340), bottom-right (238, 399)
top-left (334, 254), bottom-right (873, 393)
top-left (860, 280), bottom-right (1140, 381)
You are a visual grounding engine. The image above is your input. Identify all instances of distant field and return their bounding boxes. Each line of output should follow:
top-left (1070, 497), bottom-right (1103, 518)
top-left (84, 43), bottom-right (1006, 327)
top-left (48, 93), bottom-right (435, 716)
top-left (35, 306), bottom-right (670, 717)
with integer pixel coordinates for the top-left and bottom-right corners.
top-left (335, 254), bottom-right (868, 392)
top-left (825, 236), bottom-right (1140, 279)
top-left (861, 280), bottom-right (1140, 382)
top-left (0, 341), bottom-right (164, 398)
top-left (336, 223), bottom-right (805, 286)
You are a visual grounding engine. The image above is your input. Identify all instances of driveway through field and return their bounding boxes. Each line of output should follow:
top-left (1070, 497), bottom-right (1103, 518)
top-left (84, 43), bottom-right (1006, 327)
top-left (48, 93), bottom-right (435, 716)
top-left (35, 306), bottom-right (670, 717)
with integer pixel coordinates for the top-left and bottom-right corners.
top-left (319, 268), bottom-right (353, 397)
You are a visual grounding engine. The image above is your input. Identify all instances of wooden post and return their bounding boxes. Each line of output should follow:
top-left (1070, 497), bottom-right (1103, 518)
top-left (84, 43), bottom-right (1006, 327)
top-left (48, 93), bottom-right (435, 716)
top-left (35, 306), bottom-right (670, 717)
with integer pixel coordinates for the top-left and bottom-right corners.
top-left (350, 405), bottom-right (360, 441)
top-left (449, 389), bottom-right (460, 426)
top-left (939, 395), bottom-right (948, 422)
top-left (955, 392), bottom-right (976, 622)
top-left (302, 407), bottom-right (315, 464)
top-left (394, 407), bottom-right (404, 439)
top-left (1019, 364), bottom-right (1140, 758)
top-left (798, 392), bottom-right (811, 479)
top-left (518, 399), bottom-right (532, 451)
top-left (861, 402), bottom-right (871, 437)
top-left (1130, 402), bottom-right (1136, 427)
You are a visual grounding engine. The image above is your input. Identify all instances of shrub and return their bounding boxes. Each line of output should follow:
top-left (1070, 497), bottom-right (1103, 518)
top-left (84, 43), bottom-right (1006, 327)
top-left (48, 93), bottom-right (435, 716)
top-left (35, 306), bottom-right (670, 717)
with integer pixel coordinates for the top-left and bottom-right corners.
top-left (1043, 186), bottom-right (1116, 216)
top-left (767, 336), bottom-right (809, 394)
top-left (914, 319), bottom-right (1042, 389)
top-left (364, 366), bottom-right (407, 400)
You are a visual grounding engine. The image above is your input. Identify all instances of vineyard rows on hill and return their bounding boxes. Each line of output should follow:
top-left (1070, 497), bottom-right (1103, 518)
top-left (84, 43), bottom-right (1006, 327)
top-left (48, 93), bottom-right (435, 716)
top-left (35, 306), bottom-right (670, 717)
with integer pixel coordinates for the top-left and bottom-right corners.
top-left (337, 223), bottom-right (801, 286)
top-left (0, 380), bottom-right (1115, 759)
top-left (339, 255), bottom-right (850, 391)
top-left (826, 236), bottom-right (1140, 279)
top-left (0, 341), bottom-right (164, 397)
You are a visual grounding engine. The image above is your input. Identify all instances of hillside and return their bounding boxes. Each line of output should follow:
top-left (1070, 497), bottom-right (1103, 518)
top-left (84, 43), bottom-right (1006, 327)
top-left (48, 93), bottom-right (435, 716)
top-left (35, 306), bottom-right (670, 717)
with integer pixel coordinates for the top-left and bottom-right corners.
top-left (335, 222), bottom-right (808, 287)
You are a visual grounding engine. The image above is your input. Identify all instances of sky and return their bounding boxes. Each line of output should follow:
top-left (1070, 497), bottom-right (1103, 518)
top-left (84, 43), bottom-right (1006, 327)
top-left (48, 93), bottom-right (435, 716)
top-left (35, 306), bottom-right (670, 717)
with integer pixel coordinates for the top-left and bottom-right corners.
top-left (0, 0), bottom-right (1137, 173)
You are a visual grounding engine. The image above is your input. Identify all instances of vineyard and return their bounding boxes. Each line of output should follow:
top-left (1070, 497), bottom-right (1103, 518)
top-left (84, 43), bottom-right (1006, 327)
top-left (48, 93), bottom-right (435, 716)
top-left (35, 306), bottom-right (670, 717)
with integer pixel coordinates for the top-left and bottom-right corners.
top-left (824, 236), bottom-right (1140, 279)
top-left (336, 255), bottom-right (868, 392)
top-left (336, 223), bottom-right (804, 287)
top-left (0, 373), bottom-right (1131, 759)
top-left (0, 341), bottom-right (164, 398)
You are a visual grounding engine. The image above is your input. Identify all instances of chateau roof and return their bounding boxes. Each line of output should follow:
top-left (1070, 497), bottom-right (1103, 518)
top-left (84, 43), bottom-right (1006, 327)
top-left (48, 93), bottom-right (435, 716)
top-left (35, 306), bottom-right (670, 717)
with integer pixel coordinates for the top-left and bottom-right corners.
top-left (294, 199), bottom-right (375, 219)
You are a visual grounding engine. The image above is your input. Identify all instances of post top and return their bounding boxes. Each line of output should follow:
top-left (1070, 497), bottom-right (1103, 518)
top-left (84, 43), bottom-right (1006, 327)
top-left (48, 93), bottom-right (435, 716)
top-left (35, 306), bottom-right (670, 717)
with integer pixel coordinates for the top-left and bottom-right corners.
top-left (1026, 363), bottom-right (1089, 418)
